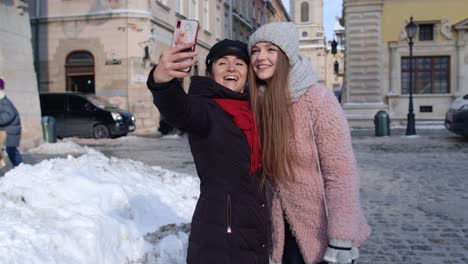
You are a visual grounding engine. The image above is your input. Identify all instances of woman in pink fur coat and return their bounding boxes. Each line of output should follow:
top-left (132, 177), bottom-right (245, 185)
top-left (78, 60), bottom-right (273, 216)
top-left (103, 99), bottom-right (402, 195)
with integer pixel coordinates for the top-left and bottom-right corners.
top-left (248, 22), bottom-right (371, 264)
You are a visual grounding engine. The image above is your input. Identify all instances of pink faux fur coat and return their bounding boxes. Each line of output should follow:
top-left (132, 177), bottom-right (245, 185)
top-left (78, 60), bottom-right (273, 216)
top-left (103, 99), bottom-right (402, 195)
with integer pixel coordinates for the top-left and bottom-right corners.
top-left (270, 84), bottom-right (371, 264)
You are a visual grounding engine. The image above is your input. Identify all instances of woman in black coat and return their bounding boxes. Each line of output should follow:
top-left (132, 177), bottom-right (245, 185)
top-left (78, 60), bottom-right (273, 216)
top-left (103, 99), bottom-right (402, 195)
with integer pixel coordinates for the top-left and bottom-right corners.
top-left (146, 40), bottom-right (269, 264)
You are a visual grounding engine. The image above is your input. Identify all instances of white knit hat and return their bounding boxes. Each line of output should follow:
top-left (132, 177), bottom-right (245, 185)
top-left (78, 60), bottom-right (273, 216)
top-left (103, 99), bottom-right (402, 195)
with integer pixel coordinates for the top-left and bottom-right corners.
top-left (248, 22), bottom-right (300, 66)
top-left (248, 22), bottom-right (318, 101)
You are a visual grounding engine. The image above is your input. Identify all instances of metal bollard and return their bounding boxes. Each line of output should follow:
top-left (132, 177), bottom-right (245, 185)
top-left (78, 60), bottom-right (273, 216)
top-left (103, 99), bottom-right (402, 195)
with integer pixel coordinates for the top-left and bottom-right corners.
top-left (41, 116), bottom-right (57, 143)
top-left (374, 110), bottom-right (390, 136)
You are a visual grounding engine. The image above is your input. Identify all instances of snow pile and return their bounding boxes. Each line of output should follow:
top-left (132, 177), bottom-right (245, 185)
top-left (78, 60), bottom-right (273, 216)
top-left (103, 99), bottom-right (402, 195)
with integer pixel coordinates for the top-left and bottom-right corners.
top-left (0, 150), bottom-right (199, 264)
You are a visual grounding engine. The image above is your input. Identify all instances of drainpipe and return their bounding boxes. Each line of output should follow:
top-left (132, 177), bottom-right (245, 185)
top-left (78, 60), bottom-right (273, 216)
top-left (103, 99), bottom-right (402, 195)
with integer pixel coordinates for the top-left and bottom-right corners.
top-left (456, 40), bottom-right (465, 96)
top-left (228, 0), bottom-right (233, 38)
top-left (34, 0), bottom-right (41, 90)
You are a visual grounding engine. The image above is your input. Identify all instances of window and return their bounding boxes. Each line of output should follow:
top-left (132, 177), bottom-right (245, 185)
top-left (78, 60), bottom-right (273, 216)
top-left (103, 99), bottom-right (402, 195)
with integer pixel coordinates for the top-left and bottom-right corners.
top-left (418, 24), bottom-right (434, 41)
top-left (302, 31), bottom-right (308, 37)
top-left (420, 106), bottom-right (433, 112)
top-left (65, 51), bottom-right (95, 94)
top-left (301, 2), bottom-right (309, 22)
top-left (40, 95), bottom-right (65, 112)
top-left (69, 96), bottom-right (87, 112)
top-left (66, 52), bottom-right (93, 65)
top-left (401, 56), bottom-right (450, 94)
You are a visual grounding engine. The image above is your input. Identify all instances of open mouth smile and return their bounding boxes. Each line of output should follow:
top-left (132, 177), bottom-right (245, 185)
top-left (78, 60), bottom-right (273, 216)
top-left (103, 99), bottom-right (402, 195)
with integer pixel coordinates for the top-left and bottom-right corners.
top-left (224, 75), bottom-right (239, 81)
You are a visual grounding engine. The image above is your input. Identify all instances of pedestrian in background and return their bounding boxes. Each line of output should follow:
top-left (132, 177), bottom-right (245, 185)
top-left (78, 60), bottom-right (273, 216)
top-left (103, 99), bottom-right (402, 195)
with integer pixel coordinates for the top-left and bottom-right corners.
top-left (0, 78), bottom-right (23, 167)
top-left (0, 130), bottom-right (6, 168)
top-left (147, 39), bottom-right (269, 264)
top-left (248, 22), bottom-right (370, 264)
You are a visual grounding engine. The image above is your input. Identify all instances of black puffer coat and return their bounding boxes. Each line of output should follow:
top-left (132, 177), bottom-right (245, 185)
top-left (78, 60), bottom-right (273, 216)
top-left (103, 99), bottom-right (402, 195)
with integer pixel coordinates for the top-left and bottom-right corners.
top-left (147, 68), bottom-right (269, 264)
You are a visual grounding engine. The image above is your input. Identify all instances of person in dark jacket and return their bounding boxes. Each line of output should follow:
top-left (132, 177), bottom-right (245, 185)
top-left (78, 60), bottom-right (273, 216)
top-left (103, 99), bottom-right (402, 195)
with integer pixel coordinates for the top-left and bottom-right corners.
top-left (147, 39), bottom-right (269, 264)
top-left (0, 78), bottom-right (23, 167)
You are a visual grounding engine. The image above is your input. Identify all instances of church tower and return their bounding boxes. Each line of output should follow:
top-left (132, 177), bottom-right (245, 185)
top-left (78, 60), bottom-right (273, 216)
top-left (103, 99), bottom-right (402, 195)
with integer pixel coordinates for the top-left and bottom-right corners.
top-left (290, 0), bottom-right (326, 83)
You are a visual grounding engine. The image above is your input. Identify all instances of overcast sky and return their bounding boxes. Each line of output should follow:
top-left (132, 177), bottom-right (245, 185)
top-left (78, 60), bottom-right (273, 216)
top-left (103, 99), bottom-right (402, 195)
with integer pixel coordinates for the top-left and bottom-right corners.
top-left (281, 0), bottom-right (343, 40)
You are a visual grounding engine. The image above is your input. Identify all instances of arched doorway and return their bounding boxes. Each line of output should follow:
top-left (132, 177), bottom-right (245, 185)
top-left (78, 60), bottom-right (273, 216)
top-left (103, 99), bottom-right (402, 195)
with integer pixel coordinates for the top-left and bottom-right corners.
top-left (65, 51), bottom-right (95, 94)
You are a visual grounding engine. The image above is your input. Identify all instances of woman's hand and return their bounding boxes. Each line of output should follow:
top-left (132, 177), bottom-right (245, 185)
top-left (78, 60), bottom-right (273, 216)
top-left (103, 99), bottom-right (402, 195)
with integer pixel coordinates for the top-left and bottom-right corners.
top-left (323, 239), bottom-right (359, 263)
top-left (153, 43), bottom-right (198, 83)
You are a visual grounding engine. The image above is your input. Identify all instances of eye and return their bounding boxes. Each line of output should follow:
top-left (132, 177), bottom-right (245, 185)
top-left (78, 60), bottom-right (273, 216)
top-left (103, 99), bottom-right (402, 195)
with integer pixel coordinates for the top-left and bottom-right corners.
top-left (251, 48), bottom-right (259, 54)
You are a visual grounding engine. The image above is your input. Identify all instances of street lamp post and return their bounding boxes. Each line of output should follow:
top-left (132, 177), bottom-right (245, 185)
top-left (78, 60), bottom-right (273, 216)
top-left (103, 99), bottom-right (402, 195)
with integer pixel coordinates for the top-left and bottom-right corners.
top-left (405, 17), bottom-right (418, 136)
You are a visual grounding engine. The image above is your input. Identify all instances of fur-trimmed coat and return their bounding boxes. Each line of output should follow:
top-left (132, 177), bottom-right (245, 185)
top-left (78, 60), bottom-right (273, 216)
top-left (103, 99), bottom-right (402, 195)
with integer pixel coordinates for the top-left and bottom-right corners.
top-left (270, 84), bottom-right (370, 264)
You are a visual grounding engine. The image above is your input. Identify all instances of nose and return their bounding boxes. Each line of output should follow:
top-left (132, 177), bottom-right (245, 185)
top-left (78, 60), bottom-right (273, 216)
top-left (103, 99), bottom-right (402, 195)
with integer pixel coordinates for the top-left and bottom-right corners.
top-left (227, 62), bottom-right (236, 71)
top-left (256, 49), bottom-right (266, 61)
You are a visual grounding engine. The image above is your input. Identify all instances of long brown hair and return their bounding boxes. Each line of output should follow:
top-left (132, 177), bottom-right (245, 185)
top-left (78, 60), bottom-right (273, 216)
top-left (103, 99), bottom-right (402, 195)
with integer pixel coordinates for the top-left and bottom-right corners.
top-left (249, 49), bottom-right (295, 187)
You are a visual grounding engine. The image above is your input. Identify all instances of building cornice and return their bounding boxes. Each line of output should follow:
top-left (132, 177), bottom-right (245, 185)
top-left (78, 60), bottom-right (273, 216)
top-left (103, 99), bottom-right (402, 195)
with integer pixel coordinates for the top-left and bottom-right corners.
top-left (30, 9), bottom-right (152, 23)
top-left (343, 0), bottom-right (383, 12)
top-left (454, 18), bottom-right (468, 30)
top-left (29, 9), bottom-right (213, 50)
top-left (300, 44), bottom-right (325, 49)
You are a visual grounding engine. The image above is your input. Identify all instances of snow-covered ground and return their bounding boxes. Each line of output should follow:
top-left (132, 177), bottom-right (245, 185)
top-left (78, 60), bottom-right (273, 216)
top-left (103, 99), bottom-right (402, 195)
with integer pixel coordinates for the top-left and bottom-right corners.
top-left (0, 140), bottom-right (199, 264)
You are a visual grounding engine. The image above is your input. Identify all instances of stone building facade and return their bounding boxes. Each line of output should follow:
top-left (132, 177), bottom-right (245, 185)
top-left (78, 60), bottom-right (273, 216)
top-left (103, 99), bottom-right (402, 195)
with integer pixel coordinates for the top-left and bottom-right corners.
top-left (290, 0), bottom-right (343, 93)
top-left (265, 0), bottom-right (290, 23)
top-left (28, 0), bottom-right (289, 133)
top-left (291, 0), bottom-right (327, 83)
top-left (343, 0), bottom-right (468, 127)
top-left (1, 0), bottom-right (42, 149)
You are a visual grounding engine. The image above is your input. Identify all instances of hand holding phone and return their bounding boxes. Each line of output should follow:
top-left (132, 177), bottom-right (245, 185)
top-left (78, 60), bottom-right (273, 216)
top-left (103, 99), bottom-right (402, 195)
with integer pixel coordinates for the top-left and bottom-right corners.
top-left (171, 19), bottom-right (199, 72)
top-left (153, 43), bottom-right (196, 83)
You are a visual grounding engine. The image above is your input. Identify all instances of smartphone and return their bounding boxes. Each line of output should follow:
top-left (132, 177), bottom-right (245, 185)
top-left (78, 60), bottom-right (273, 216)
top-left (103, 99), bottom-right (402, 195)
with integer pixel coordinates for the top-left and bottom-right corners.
top-left (171, 19), bottom-right (199, 72)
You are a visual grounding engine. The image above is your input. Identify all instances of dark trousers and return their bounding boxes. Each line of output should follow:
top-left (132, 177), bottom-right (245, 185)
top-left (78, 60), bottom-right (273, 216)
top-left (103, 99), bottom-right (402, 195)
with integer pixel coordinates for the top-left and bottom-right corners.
top-left (283, 216), bottom-right (306, 264)
top-left (282, 216), bottom-right (327, 264)
top-left (6, 146), bottom-right (23, 167)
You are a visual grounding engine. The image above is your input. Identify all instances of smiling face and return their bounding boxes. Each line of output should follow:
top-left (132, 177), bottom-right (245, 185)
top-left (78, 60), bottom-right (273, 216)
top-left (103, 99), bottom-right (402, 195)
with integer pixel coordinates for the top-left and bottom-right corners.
top-left (211, 55), bottom-right (248, 93)
top-left (250, 42), bottom-right (279, 83)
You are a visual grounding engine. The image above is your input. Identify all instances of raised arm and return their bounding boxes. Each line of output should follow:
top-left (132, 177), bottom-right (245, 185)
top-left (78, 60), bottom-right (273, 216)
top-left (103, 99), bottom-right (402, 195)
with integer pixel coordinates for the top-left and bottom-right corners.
top-left (146, 44), bottom-right (208, 136)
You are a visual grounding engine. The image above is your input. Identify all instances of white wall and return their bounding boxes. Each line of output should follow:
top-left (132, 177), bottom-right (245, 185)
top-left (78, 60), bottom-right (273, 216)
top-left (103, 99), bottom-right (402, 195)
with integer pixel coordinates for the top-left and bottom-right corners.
top-left (0, 2), bottom-right (42, 149)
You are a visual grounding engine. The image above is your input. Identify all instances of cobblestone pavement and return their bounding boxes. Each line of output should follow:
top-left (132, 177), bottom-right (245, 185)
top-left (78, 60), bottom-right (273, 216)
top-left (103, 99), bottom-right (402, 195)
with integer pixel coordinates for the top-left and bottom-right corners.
top-left (4, 129), bottom-right (468, 263)
top-left (78, 130), bottom-right (468, 263)
top-left (354, 130), bottom-right (468, 264)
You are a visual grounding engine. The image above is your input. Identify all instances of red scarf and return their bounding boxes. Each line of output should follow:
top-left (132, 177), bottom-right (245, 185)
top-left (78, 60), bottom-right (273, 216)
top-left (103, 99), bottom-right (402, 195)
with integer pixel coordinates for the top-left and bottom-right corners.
top-left (213, 98), bottom-right (261, 175)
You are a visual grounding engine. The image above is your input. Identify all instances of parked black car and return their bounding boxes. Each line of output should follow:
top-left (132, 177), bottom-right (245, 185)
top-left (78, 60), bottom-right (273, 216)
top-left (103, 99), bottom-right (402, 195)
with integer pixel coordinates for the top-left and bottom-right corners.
top-left (39, 92), bottom-right (136, 139)
top-left (445, 93), bottom-right (468, 138)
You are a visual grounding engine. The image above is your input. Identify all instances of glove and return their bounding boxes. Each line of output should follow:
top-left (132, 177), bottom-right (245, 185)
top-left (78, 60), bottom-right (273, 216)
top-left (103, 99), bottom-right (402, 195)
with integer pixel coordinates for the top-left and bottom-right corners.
top-left (323, 239), bottom-right (359, 263)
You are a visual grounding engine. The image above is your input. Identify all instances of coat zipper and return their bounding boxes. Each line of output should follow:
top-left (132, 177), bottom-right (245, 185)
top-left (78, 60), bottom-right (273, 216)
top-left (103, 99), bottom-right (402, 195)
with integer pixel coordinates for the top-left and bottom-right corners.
top-left (226, 193), bottom-right (232, 238)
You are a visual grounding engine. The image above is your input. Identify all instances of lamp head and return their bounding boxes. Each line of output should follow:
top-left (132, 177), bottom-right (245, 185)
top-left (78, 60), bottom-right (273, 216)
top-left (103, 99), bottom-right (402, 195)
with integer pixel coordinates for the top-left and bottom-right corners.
top-left (405, 17), bottom-right (418, 40)
top-left (331, 39), bottom-right (338, 55)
